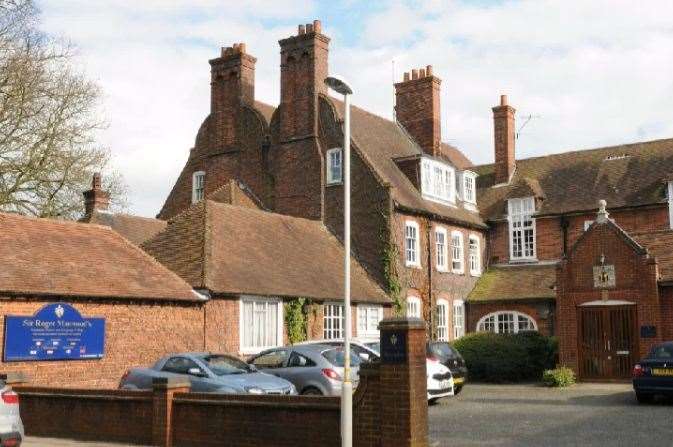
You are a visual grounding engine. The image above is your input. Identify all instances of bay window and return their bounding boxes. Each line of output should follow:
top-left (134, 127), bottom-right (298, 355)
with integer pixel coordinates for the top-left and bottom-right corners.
top-left (240, 297), bottom-right (283, 354)
top-left (451, 231), bottom-right (464, 273)
top-left (508, 197), bottom-right (536, 260)
top-left (421, 157), bottom-right (456, 205)
top-left (323, 303), bottom-right (344, 339)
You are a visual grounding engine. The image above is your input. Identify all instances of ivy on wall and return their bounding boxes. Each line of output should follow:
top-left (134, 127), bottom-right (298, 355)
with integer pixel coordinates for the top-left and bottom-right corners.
top-left (284, 297), bottom-right (307, 344)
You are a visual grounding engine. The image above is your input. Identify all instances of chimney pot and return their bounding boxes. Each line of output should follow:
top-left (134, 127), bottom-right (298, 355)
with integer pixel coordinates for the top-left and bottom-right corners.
top-left (92, 172), bottom-right (102, 190)
top-left (83, 173), bottom-right (110, 217)
top-left (313, 20), bottom-right (321, 33)
top-left (426, 65), bottom-right (433, 76)
top-left (403, 72), bottom-right (410, 82)
top-left (501, 94), bottom-right (508, 106)
top-left (238, 43), bottom-right (246, 54)
top-left (298, 24), bottom-right (305, 35)
top-left (411, 69), bottom-right (418, 80)
top-left (306, 23), bottom-right (313, 33)
top-left (419, 68), bottom-right (426, 78)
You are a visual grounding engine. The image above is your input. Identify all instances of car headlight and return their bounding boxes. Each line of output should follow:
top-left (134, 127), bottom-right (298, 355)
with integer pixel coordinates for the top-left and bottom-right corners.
top-left (289, 384), bottom-right (297, 395)
top-left (245, 386), bottom-right (265, 395)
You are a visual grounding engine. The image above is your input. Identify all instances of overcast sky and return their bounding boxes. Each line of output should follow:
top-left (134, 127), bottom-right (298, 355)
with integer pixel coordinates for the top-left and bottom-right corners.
top-left (37, 0), bottom-right (673, 217)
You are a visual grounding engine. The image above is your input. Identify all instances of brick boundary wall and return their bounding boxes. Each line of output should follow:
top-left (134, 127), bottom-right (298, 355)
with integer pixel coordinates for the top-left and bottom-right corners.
top-left (11, 317), bottom-right (429, 447)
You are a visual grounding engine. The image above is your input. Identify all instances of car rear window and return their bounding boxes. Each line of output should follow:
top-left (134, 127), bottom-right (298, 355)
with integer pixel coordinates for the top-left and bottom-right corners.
top-left (428, 342), bottom-right (460, 360)
top-left (322, 348), bottom-right (362, 367)
top-left (203, 355), bottom-right (251, 375)
top-left (649, 345), bottom-right (673, 360)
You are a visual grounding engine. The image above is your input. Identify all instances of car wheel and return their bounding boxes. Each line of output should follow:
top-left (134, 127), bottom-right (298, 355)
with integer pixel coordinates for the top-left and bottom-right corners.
top-left (454, 386), bottom-right (463, 395)
top-left (301, 387), bottom-right (323, 396)
top-left (428, 398), bottom-right (439, 405)
top-left (636, 392), bottom-right (654, 404)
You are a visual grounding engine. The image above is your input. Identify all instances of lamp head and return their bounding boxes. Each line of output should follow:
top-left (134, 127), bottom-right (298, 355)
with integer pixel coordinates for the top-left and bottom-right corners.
top-left (324, 76), bottom-right (353, 95)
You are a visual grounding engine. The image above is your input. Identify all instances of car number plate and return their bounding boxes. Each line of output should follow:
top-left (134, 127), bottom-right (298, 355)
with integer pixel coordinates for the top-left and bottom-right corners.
top-left (439, 380), bottom-right (451, 389)
top-left (652, 368), bottom-right (673, 376)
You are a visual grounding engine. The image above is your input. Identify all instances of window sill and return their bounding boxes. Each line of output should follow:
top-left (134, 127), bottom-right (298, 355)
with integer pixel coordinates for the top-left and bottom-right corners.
top-left (509, 257), bottom-right (538, 264)
top-left (436, 267), bottom-right (449, 273)
top-left (405, 263), bottom-right (422, 269)
top-left (326, 181), bottom-right (343, 187)
top-left (451, 269), bottom-right (465, 275)
top-left (470, 271), bottom-right (482, 277)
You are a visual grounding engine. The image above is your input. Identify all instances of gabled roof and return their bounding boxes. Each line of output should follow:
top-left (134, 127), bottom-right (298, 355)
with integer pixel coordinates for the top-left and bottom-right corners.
top-left (142, 200), bottom-right (390, 303)
top-left (468, 264), bottom-right (557, 302)
top-left (86, 210), bottom-right (167, 245)
top-left (474, 138), bottom-right (673, 220)
top-left (0, 212), bottom-right (198, 301)
top-left (323, 96), bottom-right (486, 229)
top-left (633, 230), bottom-right (673, 283)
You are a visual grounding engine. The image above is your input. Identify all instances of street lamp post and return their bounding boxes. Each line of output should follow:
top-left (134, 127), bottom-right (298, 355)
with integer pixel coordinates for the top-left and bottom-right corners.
top-left (324, 75), bottom-right (353, 447)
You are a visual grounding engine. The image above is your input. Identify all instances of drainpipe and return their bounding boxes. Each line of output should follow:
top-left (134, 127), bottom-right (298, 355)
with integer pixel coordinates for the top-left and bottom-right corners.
top-left (426, 220), bottom-right (434, 340)
top-left (560, 215), bottom-right (569, 256)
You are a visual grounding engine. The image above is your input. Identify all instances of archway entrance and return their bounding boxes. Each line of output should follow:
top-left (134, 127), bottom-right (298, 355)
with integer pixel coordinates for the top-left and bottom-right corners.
top-left (577, 302), bottom-right (637, 381)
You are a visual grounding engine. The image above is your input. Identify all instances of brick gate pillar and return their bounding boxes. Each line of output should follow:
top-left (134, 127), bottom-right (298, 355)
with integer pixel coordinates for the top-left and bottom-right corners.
top-left (378, 317), bottom-right (428, 447)
top-left (152, 377), bottom-right (190, 447)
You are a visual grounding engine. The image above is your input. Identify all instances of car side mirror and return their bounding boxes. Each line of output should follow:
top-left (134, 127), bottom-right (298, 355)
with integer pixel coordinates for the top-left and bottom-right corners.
top-left (187, 367), bottom-right (206, 377)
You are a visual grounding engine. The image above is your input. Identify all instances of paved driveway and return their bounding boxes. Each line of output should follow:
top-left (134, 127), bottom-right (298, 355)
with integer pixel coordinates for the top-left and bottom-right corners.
top-left (430, 383), bottom-right (672, 447)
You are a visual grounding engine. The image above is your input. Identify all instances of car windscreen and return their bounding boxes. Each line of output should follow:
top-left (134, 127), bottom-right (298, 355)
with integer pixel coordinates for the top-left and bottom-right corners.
top-left (649, 345), bottom-right (673, 360)
top-left (202, 355), bottom-right (251, 375)
top-left (428, 342), bottom-right (460, 360)
top-left (365, 342), bottom-right (380, 354)
top-left (322, 348), bottom-right (362, 367)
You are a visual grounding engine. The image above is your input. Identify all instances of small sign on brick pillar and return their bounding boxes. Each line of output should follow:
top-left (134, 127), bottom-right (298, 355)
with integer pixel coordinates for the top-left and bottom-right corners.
top-left (152, 377), bottom-right (190, 447)
top-left (379, 317), bottom-right (428, 447)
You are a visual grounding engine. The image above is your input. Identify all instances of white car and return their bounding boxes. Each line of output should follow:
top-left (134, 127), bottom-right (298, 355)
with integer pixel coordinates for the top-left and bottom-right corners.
top-left (0, 382), bottom-right (23, 446)
top-left (300, 338), bottom-right (454, 402)
top-left (426, 357), bottom-right (454, 403)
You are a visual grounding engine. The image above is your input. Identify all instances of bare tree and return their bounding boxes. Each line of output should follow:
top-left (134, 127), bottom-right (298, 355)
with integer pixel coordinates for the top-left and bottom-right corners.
top-left (0, 0), bottom-right (126, 219)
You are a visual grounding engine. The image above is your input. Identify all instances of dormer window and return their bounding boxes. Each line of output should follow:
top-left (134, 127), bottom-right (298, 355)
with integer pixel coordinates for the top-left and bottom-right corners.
top-left (326, 148), bottom-right (342, 185)
top-left (463, 172), bottom-right (476, 204)
top-left (192, 171), bottom-right (205, 203)
top-left (421, 158), bottom-right (455, 205)
top-left (508, 197), bottom-right (536, 261)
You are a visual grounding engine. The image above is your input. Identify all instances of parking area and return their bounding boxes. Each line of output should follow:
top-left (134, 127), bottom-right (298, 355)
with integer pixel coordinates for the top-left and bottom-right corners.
top-left (430, 383), bottom-right (673, 446)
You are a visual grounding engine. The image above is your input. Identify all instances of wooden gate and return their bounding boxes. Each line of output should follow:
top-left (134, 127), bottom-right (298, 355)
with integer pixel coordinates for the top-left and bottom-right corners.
top-left (577, 305), bottom-right (637, 381)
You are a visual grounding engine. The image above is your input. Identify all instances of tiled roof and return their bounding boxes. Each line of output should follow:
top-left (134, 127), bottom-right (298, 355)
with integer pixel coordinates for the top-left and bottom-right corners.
top-left (324, 96), bottom-right (486, 229)
top-left (468, 264), bottom-right (557, 302)
top-left (142, 200), bottom-right (390, 303)
top-left (0, 212), bottom-right (198, 301)
top-left (86, 210), bottom-right (167, 245)
top-left (633, 230), bottom-right (673, 283)
top-left (474, 138), bottom-right (673, 220)
top-left (253, 100), bottom-right (275, 124)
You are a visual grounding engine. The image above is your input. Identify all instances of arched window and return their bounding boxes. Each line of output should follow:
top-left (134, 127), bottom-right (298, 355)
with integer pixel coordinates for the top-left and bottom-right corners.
top-left (406, 296), bottom-right (422, 319)
top-left (436, 299), bottom-right (449, 341)
top-left (476, 311), bottom-right (537, 334)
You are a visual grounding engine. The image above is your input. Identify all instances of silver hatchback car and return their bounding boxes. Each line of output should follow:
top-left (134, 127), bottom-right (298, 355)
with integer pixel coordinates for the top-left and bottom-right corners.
top-left (248, 344), bottom-right (361, 396)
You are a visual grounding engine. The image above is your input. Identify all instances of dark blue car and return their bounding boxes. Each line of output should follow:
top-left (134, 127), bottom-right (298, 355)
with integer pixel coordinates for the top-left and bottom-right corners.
top-left (633, 342), bottom-right (673, 403)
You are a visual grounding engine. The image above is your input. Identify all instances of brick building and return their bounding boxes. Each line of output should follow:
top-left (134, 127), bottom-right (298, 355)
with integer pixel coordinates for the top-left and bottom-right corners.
top-left (158, 20), bottom-right (487, 344)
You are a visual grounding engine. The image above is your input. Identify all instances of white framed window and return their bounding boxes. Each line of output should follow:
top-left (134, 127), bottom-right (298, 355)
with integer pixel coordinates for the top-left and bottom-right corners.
top-left (239, 296), bottom-right (283, 354)
top-left (435, 227), bottom-right (448, 272)
top-left (420, 157), bottom-right (456, 205)
top-left (463, 171), bottom-right (477, 204)
top-left (451, 231), bottom-right (464, 273)
top-left (452, 300), bottom-right (465, 339)
top-left (192, 171), bottom-right (206, 204)
top-left (476, 311), bottom-right (537, 334)
top-left (323, 303), bottom-right (345, 339)
top-left (406, 296), bottom-right (422, 319)
top-left (436, 299), bottom-right (449, 341)
top-left (326, 148), bottom-right (342, 185)
top-left (508, 197), bottom-right (536, 261)
top-left (668, 181), bottom-right (673, 230)
top-left (584, 220), bottom-right (594, 231)
top-left (357, 305), bottom-right (383, 339)
top-left (468, 234), bottom-right (481, 276)
top-left (405, 220), bottom-right (420, 267)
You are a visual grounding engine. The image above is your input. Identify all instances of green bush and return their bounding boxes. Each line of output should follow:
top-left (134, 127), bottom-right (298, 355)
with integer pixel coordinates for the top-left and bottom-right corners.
top-left (542, 366), bottom-right (576, 387)
top-left (452, 332), bottom-right (558, 383)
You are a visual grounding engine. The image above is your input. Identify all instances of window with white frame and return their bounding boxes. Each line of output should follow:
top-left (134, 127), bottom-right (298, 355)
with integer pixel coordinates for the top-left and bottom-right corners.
top-left (584, 220), bottom-right (594, 231)
top-left (451, 231), bottom-right (464, 273)
top-left (421, 157), bottom-right (456, 205)
top-left (463, 172), bottom-right (477, 204)
top-left (452, 300), bottom-right (465, 339)
top-left (192, 171), bottom-right (205, 203)
top-left (357, 305), bottom-right (383, 339)
top-left (468, 235), bottom-right (481, 276)
top-left (668, 181), bottom-right (673, 230)
top-left (436, 300), bottom-right (449, 341)
top-left (476, 311), bottom-right (537, 334)
top-left (508, 197), bottom-right (536, 260)
top-left (435, 227), bottom-right (448, 272)
top-left (406, 296), bottom-right (422, 319)
top-left (323, 303), bottom-right (344, 339)
top-left (240, 297), bottom-right (283, 353)
top-left (326, 148), bottom-right (342, 185)
top-left (405, 221), bottom-right (420, 267)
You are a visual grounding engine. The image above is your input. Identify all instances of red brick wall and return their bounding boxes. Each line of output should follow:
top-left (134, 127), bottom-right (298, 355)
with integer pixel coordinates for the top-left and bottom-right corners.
top-left (0, 298), bottom-right (205, 388)
top-left (466, 301), bottom-right (555, 336)
top-left (204, 298), bottom-right (239, 354)
top-left (487, 205), bottom-right (670, 264)
top-left (660, 287), bottom-right (673, 341)
top-left (556, 222), bottom-right (662, 376)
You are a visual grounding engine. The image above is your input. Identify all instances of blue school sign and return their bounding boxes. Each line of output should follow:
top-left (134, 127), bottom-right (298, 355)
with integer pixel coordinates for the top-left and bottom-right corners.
top-left (3, 303), bottom-right (105, 362)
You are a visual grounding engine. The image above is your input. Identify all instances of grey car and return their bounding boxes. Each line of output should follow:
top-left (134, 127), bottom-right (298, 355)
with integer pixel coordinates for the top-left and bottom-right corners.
top-left (247, 344), bottom-right (361, 396)
top-left (119, 352), bottom-right (296, 395)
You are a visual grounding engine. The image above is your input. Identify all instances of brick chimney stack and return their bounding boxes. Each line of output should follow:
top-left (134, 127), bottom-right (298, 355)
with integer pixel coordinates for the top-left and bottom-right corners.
top-left (209, 42), bottom-right (256, 149)
top-left (83, 173), bottom-right (110, 216)
top-left (278, 19), bottom-right (329, 141)
top-left (394, 65), bottom-right (441, 157)
top-left (492, 94), bottom-right (516, 184)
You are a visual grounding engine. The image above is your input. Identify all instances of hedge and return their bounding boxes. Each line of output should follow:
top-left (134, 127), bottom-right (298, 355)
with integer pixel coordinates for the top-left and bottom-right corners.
top-left (452, 331), bottom-right (558, 383)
